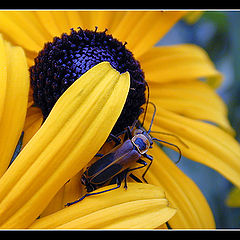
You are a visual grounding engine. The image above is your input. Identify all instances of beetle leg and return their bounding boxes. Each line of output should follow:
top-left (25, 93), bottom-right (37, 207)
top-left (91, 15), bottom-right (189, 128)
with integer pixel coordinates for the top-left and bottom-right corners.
top-left (107, 133), bottom-right (122, 147)
top-left (122, 120), bottom-right (139, 142)
top-left (65, 194), bottom-right (87, 206)
top-left (127, 157), bottom-right (153, 184)
top-left (166, 222), bottom-right (172, 229)
top-left (130, 119), bottom-right (139, 131)
top-left (141, 156), bottom-right (153, 184)
top-left (124, 126), bottom-right (132, 141)
top-left (124, 173), bottom-right (128, 189)
top-left (129, 173), bottom-right (142, 183)
top-left (128, 159), bottom-right (147, 172)
top-left (95, 153), bottom-right (104, 157)
top-left (123, 160), bottom-right (148, 186)
top-left (65, 184), bottom-right (121, 207)
top-left (85, 184), bottom-right (121, 198)
top-left (143, 153), bottom-right (153, 161)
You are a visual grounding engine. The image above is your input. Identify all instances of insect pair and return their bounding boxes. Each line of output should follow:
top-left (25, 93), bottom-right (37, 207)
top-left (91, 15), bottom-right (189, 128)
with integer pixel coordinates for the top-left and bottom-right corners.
top-left (66, 101), bottom-right (186, 206)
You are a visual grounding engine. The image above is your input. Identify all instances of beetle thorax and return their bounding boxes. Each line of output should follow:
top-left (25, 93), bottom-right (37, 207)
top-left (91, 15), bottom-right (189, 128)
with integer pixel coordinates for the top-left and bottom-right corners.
top-left (131, 134), bottom-right (150, 154)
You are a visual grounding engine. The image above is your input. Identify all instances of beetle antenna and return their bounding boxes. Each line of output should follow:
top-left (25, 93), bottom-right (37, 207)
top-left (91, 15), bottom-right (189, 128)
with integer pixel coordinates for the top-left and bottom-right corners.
top-left (152, 138), bottom-right (182, 164)
top-left (150, 131), bottom-right (189, 148)
top-left (147, 102), bottom-right (157, 134)
top-left (141, 79), bottom-right (150, 128)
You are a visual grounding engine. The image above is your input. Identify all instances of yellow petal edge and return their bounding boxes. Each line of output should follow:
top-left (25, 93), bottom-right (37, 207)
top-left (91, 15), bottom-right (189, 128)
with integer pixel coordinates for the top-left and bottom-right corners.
top-left (29, 183), bottom-right (176, 229)
top-left (0, 61), bottom-right (130, 229)
top-left (0, 36), bottom-right (29, 176)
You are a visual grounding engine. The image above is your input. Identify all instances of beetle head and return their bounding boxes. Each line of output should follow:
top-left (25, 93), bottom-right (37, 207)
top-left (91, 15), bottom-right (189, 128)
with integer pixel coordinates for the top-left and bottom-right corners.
top-left (133, 127), bottom-right (153, 147)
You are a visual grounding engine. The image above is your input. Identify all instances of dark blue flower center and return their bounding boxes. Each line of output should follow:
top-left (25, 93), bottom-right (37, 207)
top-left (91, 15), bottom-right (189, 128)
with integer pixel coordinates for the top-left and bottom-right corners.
top-left (30, 27), bottom-right (146, 135)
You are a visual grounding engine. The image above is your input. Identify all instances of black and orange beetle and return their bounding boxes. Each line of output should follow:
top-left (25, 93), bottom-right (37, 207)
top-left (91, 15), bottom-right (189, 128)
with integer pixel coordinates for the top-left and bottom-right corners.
top-left (66, 102), bottom-right (184, 206)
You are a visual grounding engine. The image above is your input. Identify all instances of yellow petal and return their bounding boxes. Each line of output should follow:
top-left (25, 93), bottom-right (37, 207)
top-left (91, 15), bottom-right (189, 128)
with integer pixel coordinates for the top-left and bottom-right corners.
top-left (51, 11), bottom-right (71, 35)
top-left (1, 10), bottom-right (127, 54)
top-left (226, 187), bottom-right (240, 207)
top-left (112, 11), bottom-right (186, 58)
top-left (0, 10), bottom-right (186, 61)
top-left (58, 199), bottom-right (174, 229)
top-left (139, 44), bottom-right (223, 87)
top-left (0, 35), bottom-right (7, 123)
top-left (40, 171), bottom-right (83, 217)
top-left (0, 62), bottom-right (130, 229)
top-left (145, 105), bottom-right (240, 190)
top-left (27, 87), bottom-right (34, 108)
top-left (149, 80), bottom-right (234, 134)
top-left (0, 11), bottom-right (46, 53)
top-left (0, 38), bottom-right (29, 176)
top-left (61, 172), bottom-right (84, 210)
top-left (66, 11), bottom-right (85, 30)
top-left (38, 186), bottom-right (65, 219)
top-left (29, 183), bottom-right (175, 229)
top-left (35, 11), bottom-right (62, 40)
top-left (22, 106), bottom-right (43, 148)
top-left (75, 10), bottom-right (126, 33)
top-left (137, 145), bottom-right (215, 229)
top-left (39, 140), bottom-right (122, 217)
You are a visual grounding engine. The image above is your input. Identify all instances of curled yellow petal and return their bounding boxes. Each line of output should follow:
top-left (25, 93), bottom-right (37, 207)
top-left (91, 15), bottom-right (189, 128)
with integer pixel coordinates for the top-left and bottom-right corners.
top-left (0, 62), bottom-right (130, 229)
top-left (29, 183), bottom-right (175, 229)
top-left (0, 37), bottom-right (29, 176)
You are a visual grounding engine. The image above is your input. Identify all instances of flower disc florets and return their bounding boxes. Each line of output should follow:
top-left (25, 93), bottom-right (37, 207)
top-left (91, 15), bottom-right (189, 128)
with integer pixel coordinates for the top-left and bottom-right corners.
top-left (30, 27), bottom-right (146, 135)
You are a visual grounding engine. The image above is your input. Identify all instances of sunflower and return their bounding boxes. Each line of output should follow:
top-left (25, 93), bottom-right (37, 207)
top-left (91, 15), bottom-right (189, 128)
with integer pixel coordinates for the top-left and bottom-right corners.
top-left (0, 10), bottom-right (239, 229)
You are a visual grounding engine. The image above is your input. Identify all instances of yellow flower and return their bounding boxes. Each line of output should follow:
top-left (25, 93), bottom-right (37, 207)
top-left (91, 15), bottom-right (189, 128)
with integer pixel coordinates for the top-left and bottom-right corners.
top-left (0, 10), bottom-right (239, 229)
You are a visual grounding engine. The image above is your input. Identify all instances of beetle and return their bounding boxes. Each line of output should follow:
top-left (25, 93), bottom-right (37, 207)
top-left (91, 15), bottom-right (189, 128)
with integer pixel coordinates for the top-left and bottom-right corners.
top-left (65, 102), bottom-right (186, 206)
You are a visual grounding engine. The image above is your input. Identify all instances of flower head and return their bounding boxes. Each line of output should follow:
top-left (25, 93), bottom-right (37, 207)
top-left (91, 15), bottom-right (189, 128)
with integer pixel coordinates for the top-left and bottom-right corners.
top-left (30, 27), bottom-right (146, 134)
top-left (0, 10), bottom-right (239, 229)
